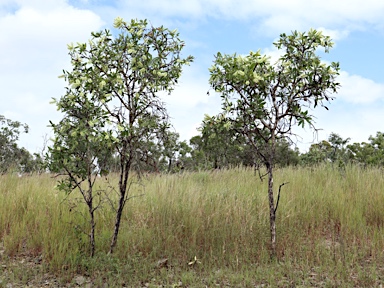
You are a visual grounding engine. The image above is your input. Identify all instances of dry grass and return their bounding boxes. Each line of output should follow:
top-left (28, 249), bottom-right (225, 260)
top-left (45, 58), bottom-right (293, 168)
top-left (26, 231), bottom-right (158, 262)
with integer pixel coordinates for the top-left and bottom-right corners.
top-left (1, 164), bottom-right (384, 286)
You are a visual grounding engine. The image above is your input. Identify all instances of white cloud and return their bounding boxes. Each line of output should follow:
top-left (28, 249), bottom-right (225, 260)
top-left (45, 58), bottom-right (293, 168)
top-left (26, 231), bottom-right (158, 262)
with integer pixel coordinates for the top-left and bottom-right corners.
top-left (317, 27), bottom-right (350, 41)
top-left (162, 66), bottom-right (210, 107)
top-left (0, 2), bottom-right (104, 68)
top-left (294, 70), bottom-right (384, 151)
top-left (337, 71), bottom-right (384, 104)
top-left (116, 0), bottom-right (204, 18)
top-left (263, 46), bottom-right (284, 64)
top-left (112, 0), bottom-right (384, 37)
top-left (0, 0), bottom-right (104, 152)
top-left (160, 65), bottom-right (222, 141)
top-left (313, 105), bottom-right (384, 148)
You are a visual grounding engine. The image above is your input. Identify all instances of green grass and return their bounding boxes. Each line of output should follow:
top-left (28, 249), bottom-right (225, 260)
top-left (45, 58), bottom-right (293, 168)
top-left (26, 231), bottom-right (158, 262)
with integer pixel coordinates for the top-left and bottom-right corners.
top-left (1, 165), bottom-right (384, 287)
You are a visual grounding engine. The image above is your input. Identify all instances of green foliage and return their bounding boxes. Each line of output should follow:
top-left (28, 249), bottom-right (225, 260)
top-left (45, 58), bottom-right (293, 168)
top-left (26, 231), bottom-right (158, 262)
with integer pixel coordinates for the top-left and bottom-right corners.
top-left (156, 131), bottom-right (185, 173)
top-left (47, 88), bottom-right (106, 256)
top-left (274, 138), bottom-right (300, 167)
top-left (48, 87), bottom-right (110, 191)
top-left (0, 115), bottom-right (30, 174)
top-left (209, 29), bottom-right (340, 155)
top-left (300, 133), bottom-right (350, 166)
top-left (301, 140), bottom-right (333, 164)
top-left (52, 17), bottom-right (193, 172)
top-left (347, 132), bottom-right (384, 166)
top-left (187, 115), bottom-right (299, 170)
top-left (199, 114), bottom-right (243, 169)
top-left (299, 131), bottom-right (384, 168)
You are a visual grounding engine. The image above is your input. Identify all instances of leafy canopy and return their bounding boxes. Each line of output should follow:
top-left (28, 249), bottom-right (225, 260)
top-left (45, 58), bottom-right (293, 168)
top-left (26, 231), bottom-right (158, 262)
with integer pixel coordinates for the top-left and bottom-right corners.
top-left (50, 18), bottom-right (194, 180)
top-left (209, 29), bottom-right (340, 149)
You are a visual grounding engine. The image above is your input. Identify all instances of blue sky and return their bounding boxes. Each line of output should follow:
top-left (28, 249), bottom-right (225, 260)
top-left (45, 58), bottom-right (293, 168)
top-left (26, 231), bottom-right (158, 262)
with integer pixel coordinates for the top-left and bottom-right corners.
top-left (1, 0), bottom-right (384, 153)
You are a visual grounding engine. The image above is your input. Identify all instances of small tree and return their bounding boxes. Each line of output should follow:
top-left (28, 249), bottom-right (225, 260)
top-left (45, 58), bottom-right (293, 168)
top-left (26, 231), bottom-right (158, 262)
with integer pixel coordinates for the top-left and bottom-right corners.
top-left (328, 132), bottom-right (350, 164)
top-left (49, 17), bottom-right (193, 255)
top-left (200, 115), bottom-right (243, 169)
top-left (209, 29), bottom-right (340, 256)
top-left (347, 132), bottom-right (384, 167)
top-left (48, 87), bottom-right (110, 257)
top-left (300, 133), bottom-right (350, 166)
top-left (0, 115), bottom-right (29, 174)
top-left (300, 140), bottom-right (333, 165)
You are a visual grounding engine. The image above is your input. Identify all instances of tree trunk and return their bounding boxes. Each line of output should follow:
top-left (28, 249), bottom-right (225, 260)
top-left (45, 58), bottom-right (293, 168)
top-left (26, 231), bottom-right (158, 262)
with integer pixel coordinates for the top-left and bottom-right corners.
top-left (109, 156), bottom-right (131, 254)
top-left (168, 157), bottom-right (172, 173)
top-left (267, 162), bottom-right (276, 257)
top-left (89, 206), bottom-right (95, 257)
top-left (86, 154), bottom-right (95, 257)
top-left (109, 194), bottom-right (125, 254)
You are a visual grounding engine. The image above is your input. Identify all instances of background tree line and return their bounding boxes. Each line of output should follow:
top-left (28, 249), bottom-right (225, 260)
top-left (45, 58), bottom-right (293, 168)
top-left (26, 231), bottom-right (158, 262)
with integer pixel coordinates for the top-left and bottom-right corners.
top-left (3, 112), bottom-right (384, 174)
top-left (0, 115), bottom-right (45, 174)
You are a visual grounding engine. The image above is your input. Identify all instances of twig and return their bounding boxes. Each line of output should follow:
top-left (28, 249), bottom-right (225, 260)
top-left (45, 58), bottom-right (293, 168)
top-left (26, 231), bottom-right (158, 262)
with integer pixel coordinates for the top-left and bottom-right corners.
top-left (274, 182), bottom-right (289, 214)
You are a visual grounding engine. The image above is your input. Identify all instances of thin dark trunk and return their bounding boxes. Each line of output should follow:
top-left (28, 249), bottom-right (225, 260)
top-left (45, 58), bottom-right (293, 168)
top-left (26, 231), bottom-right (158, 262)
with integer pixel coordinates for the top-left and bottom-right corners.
top-left (267, 162), bottom-right (276, 257)
top-left (109, 154), bottom-right (131, 254)
top-left (109, 193), bottom-right (125, 254)
top-left (86, 149), bottom-right (95, 257)
top-left (168, 158), bottom-right (172, 173)
top-left (89, 206), bottom-right (95, 257)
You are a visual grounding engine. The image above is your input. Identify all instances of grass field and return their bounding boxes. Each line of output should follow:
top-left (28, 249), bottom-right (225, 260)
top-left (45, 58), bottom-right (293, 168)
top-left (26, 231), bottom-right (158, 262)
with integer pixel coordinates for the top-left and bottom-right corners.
top-left (1, 164), bottom-right (384, 287)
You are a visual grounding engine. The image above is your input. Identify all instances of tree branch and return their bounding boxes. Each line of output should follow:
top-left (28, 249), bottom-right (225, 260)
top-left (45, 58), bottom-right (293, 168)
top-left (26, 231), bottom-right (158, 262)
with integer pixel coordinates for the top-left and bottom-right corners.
top-left (274, 181), bottom-right (289, 215)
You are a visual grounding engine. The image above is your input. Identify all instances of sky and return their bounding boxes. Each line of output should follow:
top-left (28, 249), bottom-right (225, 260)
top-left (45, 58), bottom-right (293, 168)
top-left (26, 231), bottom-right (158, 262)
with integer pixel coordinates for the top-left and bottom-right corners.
top-left (1, 0), bottom-right (384, 154)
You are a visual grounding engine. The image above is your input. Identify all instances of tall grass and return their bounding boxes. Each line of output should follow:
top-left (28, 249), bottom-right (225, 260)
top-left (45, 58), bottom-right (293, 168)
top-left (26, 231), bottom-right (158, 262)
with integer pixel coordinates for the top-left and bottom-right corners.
top-left (1, 164), bottom-right (384, 286)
